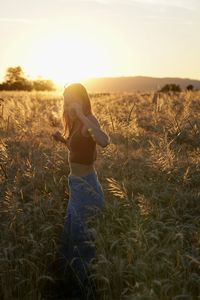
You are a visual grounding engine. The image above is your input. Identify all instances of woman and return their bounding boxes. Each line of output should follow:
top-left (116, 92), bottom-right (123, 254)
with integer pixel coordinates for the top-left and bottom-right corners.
top-left (52, 83), bottom-right (110, 298)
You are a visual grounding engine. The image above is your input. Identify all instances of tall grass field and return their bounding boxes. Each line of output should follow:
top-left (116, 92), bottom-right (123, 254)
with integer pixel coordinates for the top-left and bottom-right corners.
top-left (0, 90), bottom-right (200, 300)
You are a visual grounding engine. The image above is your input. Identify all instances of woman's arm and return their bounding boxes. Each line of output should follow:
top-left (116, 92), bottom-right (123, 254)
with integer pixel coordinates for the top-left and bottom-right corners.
top-left (68, 102), bottom-right (110, 148)
top-left (79, 114), bottom-right (110, 148)
top-left (52, 131), bottom-right (70, 150)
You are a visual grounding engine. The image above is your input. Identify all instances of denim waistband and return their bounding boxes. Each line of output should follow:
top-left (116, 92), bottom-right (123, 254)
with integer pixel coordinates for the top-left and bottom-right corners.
top-left (68, 169), bottom-right (98, 180)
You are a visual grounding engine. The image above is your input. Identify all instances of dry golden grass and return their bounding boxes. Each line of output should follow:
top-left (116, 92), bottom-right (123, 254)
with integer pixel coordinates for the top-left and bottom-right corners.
top-left (0, 90), bottom-right (200, 299)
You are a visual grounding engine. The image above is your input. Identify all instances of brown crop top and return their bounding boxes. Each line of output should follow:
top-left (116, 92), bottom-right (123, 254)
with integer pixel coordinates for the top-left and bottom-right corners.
top-left (67, 123), bottom-right (97, 165)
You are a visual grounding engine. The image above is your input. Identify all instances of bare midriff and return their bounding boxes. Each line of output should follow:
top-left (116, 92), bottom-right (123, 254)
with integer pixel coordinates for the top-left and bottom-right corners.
top-left (69, 161), bottom-right (95, 176)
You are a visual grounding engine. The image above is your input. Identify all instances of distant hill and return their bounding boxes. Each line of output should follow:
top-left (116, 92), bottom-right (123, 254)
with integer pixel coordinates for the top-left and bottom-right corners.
top-left (81, 76), bottom-right (200, 93)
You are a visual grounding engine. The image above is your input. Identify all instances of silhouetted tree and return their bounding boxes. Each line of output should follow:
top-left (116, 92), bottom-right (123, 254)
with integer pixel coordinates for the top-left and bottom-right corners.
top-left (32, 79), bottom-right (55, 91)
top-left (0, 66), bottom-right (32, 90)
top-left (186, 84), bottom-right (194, 91)
top-left (0, 66), bottom-right (55, 91)
top-left (159, 84), bottom-right (181, 93)
top-left (5, 66), bottom-right (25, 84)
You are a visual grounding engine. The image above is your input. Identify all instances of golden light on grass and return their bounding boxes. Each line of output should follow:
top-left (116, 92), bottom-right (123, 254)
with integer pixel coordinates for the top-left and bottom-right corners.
top-left (1, 90), bottom-right (200, 299)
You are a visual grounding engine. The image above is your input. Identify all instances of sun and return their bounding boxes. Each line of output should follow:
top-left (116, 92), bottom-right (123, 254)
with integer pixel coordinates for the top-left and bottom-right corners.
top-left (23, 32), bottom-right (110, 86)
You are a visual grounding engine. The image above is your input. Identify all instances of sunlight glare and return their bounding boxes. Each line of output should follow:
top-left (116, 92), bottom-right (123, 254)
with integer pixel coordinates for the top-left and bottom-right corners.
top-left (23, 32), bottom-right (110, 86)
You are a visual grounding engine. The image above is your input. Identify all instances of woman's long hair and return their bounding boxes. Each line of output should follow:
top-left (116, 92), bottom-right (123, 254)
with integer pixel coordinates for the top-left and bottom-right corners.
top-left (62, 83), bottom-right (92, 137)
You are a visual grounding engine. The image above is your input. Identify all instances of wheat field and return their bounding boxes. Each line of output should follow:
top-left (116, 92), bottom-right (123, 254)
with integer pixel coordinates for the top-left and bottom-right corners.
top-left (0, 90), bottom-right (200, 300)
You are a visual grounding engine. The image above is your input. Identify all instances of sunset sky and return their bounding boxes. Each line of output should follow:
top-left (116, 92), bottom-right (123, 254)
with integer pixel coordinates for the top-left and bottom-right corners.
top-left (1, 0), bottom-right (200, 85)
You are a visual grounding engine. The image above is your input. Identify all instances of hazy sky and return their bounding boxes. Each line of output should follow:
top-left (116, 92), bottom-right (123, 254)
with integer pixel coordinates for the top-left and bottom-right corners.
top-left (1, 0), bottom-right (200, 84)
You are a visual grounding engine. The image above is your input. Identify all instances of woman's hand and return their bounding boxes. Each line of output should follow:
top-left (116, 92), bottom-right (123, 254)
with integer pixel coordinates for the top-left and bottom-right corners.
top-left (52, 131), bottom-right (65, 143)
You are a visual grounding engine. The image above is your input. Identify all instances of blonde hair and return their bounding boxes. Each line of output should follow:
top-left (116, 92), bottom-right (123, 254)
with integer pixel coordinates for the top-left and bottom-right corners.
top-left (62, 83), bottom-right (92, 137)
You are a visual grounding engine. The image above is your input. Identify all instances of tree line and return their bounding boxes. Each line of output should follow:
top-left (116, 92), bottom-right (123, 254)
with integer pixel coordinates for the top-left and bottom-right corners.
top-left (0, 66), bottom-right (196, 92)
top-left (0, 66), bottom-right (55, 91)
top-left (158, 83), bottom-right (194, 93)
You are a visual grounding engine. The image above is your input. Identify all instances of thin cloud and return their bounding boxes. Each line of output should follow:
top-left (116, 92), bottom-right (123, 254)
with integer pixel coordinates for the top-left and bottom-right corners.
top-left (129, 0), bottom-right (198, 11)
top-left (0, 18), bottom-right (32, 23)
top-left (64, 0), bottom-right (200, 11)
top-left (62, 0), bottom-right (121, 4)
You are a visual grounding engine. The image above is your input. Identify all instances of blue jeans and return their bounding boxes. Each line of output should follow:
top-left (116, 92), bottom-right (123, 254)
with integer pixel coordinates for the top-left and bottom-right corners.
top-left (57, 170), bottom-right (105, 289)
